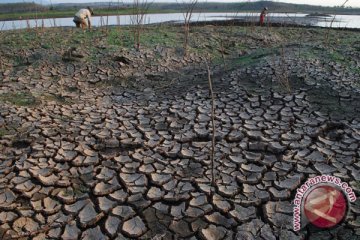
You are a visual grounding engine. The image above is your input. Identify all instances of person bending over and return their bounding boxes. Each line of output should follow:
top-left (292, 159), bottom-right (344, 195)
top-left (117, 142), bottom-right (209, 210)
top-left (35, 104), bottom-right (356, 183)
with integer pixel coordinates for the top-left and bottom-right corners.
top-left (73, 7), bottom-right (94, 30)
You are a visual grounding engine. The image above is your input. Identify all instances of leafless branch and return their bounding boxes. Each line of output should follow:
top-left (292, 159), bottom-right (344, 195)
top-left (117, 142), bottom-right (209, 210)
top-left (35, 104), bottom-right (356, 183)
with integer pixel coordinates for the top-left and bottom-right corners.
top-left (325, 0), bottom-right (350, 47)
top-left (178, 0), bottom-right (198, 55)
top-left (276, 44), bottom-right (291, 93)
top-left (0, 21), bottom-right (5, 31)
top-left (131, 0), bottom-right (152, 50)
top-left (205, 59), bottom-right (216, 187)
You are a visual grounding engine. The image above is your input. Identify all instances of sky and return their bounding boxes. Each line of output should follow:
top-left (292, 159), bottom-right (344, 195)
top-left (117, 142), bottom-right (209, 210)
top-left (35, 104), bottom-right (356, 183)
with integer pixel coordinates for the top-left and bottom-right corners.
top-left (4, 0), bottom-right (359, 8)
top-left (42, 0), bottom-right (360, 7)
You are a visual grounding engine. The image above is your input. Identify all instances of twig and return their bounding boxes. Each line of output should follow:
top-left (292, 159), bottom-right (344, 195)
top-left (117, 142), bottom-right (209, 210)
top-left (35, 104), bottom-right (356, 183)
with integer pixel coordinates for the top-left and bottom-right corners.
top-left (325, 0), bottom-right (349, 47)
top-left (131, 0), bottom-right (152, 50)
top-left (279, 44), bottom-right (291, 93)
top-left (0, 21), bottom-right (5, 31)
top-left (205, 59), bottom-right (216, 187)
top-left (178, 0), bottom-right (198, 55)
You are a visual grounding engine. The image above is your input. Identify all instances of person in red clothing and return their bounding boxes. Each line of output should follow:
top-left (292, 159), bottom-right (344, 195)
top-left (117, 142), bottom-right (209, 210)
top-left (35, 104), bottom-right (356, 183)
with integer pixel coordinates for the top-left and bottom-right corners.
top-left (260, 7), bottom-right (268, 25)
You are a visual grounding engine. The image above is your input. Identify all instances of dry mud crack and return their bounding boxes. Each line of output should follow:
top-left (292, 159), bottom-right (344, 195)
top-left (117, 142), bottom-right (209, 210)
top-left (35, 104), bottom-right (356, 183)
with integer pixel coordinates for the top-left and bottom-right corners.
top-left (0, 26), bottom-right (360, 240)
top-left (1, 74), bottom-right (360, 239)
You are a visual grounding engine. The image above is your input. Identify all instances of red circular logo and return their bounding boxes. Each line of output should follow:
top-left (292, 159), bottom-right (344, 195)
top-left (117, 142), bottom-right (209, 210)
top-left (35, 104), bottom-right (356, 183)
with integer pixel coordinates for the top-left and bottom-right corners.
top-left (303, 185), bottom-right (347, 228)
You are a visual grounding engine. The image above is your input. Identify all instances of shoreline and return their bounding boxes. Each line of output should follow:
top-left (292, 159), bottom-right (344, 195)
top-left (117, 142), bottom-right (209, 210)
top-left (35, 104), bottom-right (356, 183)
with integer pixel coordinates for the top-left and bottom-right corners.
top-left (1, 10), bottom-right (360, 22)
top-left (2, 18), bottom-right (360, 32)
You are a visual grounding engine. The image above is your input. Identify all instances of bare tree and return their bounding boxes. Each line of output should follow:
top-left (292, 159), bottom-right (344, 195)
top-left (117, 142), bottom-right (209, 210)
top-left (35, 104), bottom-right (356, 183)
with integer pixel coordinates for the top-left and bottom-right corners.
top-left (105, 2), bottom-right (111, 33)
top-left (178, 0), bottom-right (198, 55)
top-left (116, 0), bottom-right (122, 32)
top-left (325, 0), bottom-right (349, 47)
top-left (130, 0), bottom-right (152, 50)
top-left (271, 43), bottom-right (291, 93)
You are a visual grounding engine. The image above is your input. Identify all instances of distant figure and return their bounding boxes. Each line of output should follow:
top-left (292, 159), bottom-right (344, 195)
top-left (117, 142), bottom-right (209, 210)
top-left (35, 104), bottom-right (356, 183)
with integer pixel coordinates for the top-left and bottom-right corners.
top-left (73, 7), bottom-right (94, 30)
top-left (260, 7), bottom-right (268, 25)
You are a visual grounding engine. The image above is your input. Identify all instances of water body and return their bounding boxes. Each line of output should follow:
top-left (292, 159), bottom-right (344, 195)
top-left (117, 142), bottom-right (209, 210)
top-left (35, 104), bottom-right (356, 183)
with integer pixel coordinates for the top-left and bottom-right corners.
top-left (0, 12), bottom-right (359, 31)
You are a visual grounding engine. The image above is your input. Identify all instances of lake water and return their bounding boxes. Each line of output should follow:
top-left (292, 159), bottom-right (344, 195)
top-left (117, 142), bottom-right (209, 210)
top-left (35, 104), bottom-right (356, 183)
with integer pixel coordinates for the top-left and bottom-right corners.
top-left (1, 12), bottom-right (359, 31)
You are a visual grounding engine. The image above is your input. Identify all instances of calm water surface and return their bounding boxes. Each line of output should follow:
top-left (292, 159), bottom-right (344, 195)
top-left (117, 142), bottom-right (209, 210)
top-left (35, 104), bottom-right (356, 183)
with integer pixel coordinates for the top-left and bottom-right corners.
top-left (0, 12), bottom-right (359, 31)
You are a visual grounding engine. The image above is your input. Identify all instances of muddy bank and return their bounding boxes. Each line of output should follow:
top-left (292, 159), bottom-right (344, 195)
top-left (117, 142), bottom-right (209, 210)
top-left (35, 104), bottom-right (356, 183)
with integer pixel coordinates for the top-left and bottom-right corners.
top-left (0, 25), bottom-right (360, 239)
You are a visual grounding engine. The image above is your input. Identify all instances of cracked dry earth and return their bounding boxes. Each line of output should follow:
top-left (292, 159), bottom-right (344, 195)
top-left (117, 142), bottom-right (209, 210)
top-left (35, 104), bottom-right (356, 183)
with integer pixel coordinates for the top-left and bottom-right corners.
top-left (1, 29), bottom-right (360, 240)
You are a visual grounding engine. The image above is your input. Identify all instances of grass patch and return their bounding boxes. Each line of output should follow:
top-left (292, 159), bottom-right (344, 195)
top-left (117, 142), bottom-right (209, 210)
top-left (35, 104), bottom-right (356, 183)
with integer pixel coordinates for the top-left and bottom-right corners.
top-left (232, 47), bottom-right (278, 67)
top-left (3, 30), bottom-right (41, 49)
top-left (107, 26), bottom-right (181, 49)
top-left (70, 29), bottom-right (102, 44)
top-left (108, 27), bottom-right (133, 48)
top-left (235, 54), bottom-right (258, 65)
top-left (350, 67), bottom-right (360, 75)
top-left (41, 44), bottom-right (51, 49)
top-left (141, 27), bottom-right (180, 48)
top-left (327, 50), bottom-right (347, 63)
top-left (0, 92), bottom-right (37, 107)
top-left (300, 51), bottom-right (318, 61)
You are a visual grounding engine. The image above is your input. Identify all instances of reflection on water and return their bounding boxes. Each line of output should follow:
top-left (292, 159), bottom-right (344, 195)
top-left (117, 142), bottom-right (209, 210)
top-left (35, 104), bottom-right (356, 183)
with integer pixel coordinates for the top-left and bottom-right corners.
top-left (0, 12), bottom-right (359, 31)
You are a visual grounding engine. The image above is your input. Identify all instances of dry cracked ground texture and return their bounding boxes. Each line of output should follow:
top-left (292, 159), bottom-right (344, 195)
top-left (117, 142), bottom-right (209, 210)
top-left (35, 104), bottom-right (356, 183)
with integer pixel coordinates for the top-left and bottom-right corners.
top-left (0, 26), bottom-right (360, 240)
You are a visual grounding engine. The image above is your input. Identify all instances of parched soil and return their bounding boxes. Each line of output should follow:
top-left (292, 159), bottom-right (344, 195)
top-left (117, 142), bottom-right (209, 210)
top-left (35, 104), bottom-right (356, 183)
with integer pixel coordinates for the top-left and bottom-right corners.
top-left (0, 24), bottom-right (360, 239)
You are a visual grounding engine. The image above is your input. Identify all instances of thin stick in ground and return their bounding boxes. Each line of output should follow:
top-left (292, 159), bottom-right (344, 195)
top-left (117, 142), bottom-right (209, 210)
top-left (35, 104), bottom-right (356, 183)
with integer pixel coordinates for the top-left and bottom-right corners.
top-left (131, 0), bottom-right (152, 50)
top-left (324, 0), bottom-right (349, 47)
top-left (178, 0), bottom-right (198, 55)
top-left (205, 59), bottom-right (216, 187)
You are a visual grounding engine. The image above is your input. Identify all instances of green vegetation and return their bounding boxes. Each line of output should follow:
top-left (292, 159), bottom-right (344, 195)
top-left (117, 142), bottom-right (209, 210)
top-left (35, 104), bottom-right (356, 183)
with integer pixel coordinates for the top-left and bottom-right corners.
top-left (107, 27), bottom-right (132, 47)
top-left (350, 66), bottom-right (360, 75)
top-left (327, 50), bottom-right (348, 63)
top-left (1, 24), bottom-right (359, 91)
top-left (70, 25), bottom-right (183, 49)
top-left (4, 30), bottom-right (40, 48)
top-left (0, 92), bottom-right (37, 106)
top-left (298, 48), bottom-right (318, 60)
top-left (234, 52), bottom-right (263, 66)
top-left (236, 48), bottom-right (279, 66)
top-left (141, 27), bottom-right (181, 48)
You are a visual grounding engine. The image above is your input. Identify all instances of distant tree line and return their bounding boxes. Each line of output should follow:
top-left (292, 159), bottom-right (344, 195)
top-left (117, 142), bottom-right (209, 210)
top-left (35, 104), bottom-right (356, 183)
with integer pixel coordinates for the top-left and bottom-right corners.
top-left (0, 3), bottom-right (47, 14)
top-left (149, 1), bottom-right (360, 14)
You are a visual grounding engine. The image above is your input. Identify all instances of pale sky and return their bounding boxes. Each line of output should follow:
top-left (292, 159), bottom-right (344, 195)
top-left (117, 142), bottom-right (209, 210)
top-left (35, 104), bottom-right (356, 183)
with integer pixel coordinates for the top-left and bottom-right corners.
top-left (19, 0), bottom-right (360, 8)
